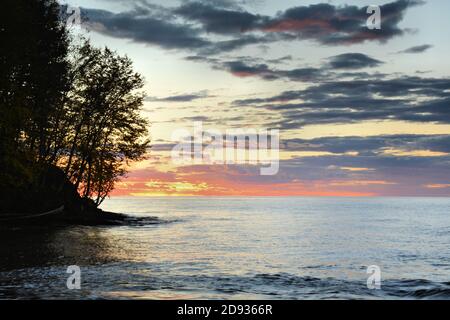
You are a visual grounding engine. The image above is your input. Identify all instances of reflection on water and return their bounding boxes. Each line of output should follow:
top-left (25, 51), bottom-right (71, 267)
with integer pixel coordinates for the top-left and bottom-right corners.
top-left (0, 197), bottom-right (449, 299)
top-left (0, 227), bottom-right (121, 270)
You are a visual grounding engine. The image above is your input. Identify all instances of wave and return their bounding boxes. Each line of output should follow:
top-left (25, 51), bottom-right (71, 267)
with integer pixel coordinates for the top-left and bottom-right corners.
top-left (120, 216), bottom-right (181, 227)
top-left (172, 273), bottom-right (450, 300)
top-left (110, 271), bottom-right (450, 300)
top-left (1, 266), bottom-right (449, 300)
top-left (382, 279), bottom-right (450, 299)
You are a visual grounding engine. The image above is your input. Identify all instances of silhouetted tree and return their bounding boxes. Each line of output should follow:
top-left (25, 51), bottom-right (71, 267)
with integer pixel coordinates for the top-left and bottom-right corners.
top-left (0, 0), bottom-right (70, 188)
top-left (60, 41), bottom-right (150, 205)
top-left (1, 0), bottom-right (150, 208)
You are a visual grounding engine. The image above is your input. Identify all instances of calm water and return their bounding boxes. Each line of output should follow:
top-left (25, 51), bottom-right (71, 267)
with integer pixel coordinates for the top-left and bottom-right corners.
top-left (0, 197), bottom-right (449, 300)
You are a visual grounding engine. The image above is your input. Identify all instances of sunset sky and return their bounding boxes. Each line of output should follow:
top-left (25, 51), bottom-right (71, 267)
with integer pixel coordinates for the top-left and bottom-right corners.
top-left (63, 0), bottom-right (450, 197)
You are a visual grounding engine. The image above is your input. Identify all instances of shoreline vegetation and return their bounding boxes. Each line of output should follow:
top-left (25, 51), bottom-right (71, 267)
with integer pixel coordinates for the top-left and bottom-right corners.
top-left (0, 1), bottom-right (150, 226)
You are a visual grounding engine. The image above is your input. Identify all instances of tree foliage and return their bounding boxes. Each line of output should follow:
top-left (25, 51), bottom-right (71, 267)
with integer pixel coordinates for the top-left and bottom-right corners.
top-left (1, 0), bottom-right (70, 186)
top-left (61, 41), bottom-right (150, 205)
top-left (0, 0), bottom-right (150, 207)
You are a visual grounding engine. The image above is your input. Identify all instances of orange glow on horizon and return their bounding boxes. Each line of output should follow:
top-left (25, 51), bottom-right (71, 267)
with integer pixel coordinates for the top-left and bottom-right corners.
top-left (112, 177), bottom-right (375, 197)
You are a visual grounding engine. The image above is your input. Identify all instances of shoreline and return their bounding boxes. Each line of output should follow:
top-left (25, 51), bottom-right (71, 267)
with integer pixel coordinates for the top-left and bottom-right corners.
top-left (0, 209), bottom-right (128, 227)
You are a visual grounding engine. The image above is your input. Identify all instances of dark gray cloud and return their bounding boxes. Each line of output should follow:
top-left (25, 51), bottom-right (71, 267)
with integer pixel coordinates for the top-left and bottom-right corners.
top-left (80, 0), bottom-right (422, 55)
top-left (81, 5), bottom-right (274, 55)
top-left (233, 76), bottom-right (450, 128)
top-left (328, 53), bottom-right (384, 69)
top-left (83, 7), bottom-right (210, 50)
top-left (147, 91), bottom-right (213, 102)
top-left (202, 34), bottom-right (275, 55)
top-left (398, 44), bottom-right (433, 54)
top-left (186, 52), bottom-right (384, 82)
top-left (221, 61), bottom-right (271, 78)
top-left (179, 116), bottom-right (211, 122)
top-left (218, 60), bottom-right (328, 81)
top-left (261, 0), bottom-right (424, 45)
top-left (282, 135), bottom-right (450, 155)
top-left (174, 2), bottom-right (266, 34)
top-left (235, 76), bottom-right (450, 104)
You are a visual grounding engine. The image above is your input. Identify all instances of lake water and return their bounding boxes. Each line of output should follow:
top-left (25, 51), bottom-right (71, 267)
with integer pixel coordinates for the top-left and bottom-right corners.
top-left (0, 197), bottom-right (449, 299)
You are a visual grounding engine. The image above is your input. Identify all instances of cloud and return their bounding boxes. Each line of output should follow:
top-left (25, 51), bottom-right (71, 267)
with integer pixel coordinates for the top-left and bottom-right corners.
top-left (203, 34), bottom-right (275, 55)
top-left (174, 0), bottom-right (423, 45)
top-left (80, 0), bottom-right (422, 55)
top-left (147, 90), bottom-right (213, 102)
top-left (278, 150), bottom-right (450, 194)
top-left (221, 60), bottom-right (280, 79)
top-left (282, 135), bottom-right (450, 156)
top-left (233, 75), bottom-right (450, 128)
top-left (236, 75), bottom-right (449, 105)
top-left (266, 55), bottom-right (294, 65)
top-left (83, 7), bottom-right (210, 50)
top-left (224, 61), bottom-right (327, 81)
top-left (186, 52), bottom-right (383, 82)
top-left (188, 56), bottom-right (329, 82)
top-left (173, 2), bottom-right (265, 34)
top-left (398, 44), bottom-right (433, 54)
top-left (261, 0), bottom-right (424, 45)
top-left (424, 184), bottom-right (450, 189)
top-left (327, 53), bottom-right (384, 69)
